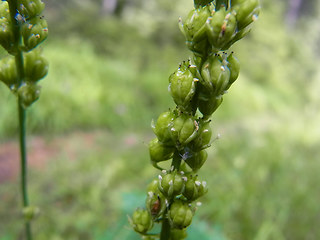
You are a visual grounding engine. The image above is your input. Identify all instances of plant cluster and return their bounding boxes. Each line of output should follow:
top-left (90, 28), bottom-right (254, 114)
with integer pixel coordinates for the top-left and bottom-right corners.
top-left (129, 0), bottom-right (260, 239)
top-left (0, 0), bottom-right (48, 107)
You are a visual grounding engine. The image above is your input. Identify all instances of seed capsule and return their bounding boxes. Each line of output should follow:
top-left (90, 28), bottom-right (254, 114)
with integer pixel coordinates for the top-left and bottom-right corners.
top-left (23, 49), bottom-right (49, 83)
top-left (183, 175), bottom-right (208, 201)
top-left (170, 113), bottom-right (199, 147)
top-left (190, 120), bottom-right (212, 151)
top-left (17, 83), bottom-right (41, 108)
top-left (184, 149), bottom-right (208, 172)
top-left (149, 138), bottom-right (175, 168)
top-left (158, 170), bottom-right (185, 199)
top-left (18, 0), bottom-right (45, 19)
top-left (146, 191), bottom-right (166, 219)
top-left (206, 8), bottom-right (237, 51)
top-left (179, 5), bottom-right (212, 56)
top-left (22, 206), bottom-right (40, 222)
top-left (233, 0), bottom-right (260, 30)
top-left (152, 111), bottom-right (176, 146)
top-left (130, 208), bottom-right (153, 234)
top-left (201, 54), bottom-right (230, 96)
top-left (169, 61), bottom-right (196, 111)
top-left (198, 94), bottom-right (223, 117)
top-left (22, 17), bottom-right (48, 51)
top-left (0, 7), bottom-right (15, 53)
top-left (0, 56), bottom-right (18, 90)
top-left (168, 200), bottom-right (193, 229)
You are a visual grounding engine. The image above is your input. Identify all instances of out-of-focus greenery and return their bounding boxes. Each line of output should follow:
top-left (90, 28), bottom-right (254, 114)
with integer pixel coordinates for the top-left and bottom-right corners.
top-left (1, 0), bottom-right (320, 239)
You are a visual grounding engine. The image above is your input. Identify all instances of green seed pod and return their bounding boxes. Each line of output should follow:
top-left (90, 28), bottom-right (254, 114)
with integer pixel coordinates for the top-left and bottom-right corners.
top-left (0, 4), bottom-right (15, 54)
top-left (169, 61), bottom-right (197, 111)
top-left (0, 56), bottom-right (18, 90)
top-left (149, 138), bottom-right (175, 168)
top-left (158, 170), bottom-right (185, 199)
top-left (17, 83), bottom-right (41, 108)
top-left (179, 5), bottom-right (212, 56)
top-left (191, 120), bottom-right (212, 151)
top-left (234, 0), bottom-right (260, 30)
top-left (201, 54), bottom-right (230, 96)
top-left (180, 5), bottom-right (211, 43)
top-left (22, 206), bottom-right (40, 222)
top-left (23, 49), bottom-right (48, 83)
top-left (146, 179), bottom-right (166, 217)
top-left (226, 52), bottom-right (240, 89)
top-left (219, 11), bottom-right (237, 49)
top-left (182, 175), bottom-right (208, 201)
top-left (205, 7), bottom-right (226, 50)
top-left (152, 111), bottom-right (175, 146)
top-left (147, 179), bottom-right (161, 194)
top-left (130, 208), bottom-right (153, 234)
top-left (168, 200), bottom-right (193, 229)
top-left (198, 95), bottom-right (223, 117)
top-left (184, 149), bottom-right (208, 172)
top-left (0, 1), bottom-right (10, 18)
top-left (18, 0), bottom-right (45, 19)
top-left (170, 113), bottom-right (199, 147)
top-left (146, 190), bottom-right (166, 219)
top-left (169, 228), bottom-right (187, 240)
top-left (22, 17), bottom-right (48, 51)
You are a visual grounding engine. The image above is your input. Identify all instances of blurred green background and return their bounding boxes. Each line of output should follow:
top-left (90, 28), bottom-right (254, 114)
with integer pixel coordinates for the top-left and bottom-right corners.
top-left (1, 0), bottom-right (320, 239)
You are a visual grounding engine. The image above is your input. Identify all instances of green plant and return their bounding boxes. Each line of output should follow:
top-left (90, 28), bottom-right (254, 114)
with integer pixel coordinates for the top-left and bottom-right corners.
top-left (0, 0), bottom-right (48, 239)
top-left (129, 0), bottom-right (260, 239)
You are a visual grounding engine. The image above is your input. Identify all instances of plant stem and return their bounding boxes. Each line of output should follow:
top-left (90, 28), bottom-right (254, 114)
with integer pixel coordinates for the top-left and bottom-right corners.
top-left (160, 213), bottom-right (171, 240)
top-left (18, 100), bottom-right (32, 240)
top-left (7, 1), bottom-right (33, 239)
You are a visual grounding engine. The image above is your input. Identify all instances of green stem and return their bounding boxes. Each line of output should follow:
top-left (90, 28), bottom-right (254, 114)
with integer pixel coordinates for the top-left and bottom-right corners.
top-left (172, 152), bottom-right (182, 170)
top-left (160, 213), bottom-right (171, 240)
top-left (7, 1), bottom-right (33, 239)
top-left (18, 100), bottom-right (32, 240)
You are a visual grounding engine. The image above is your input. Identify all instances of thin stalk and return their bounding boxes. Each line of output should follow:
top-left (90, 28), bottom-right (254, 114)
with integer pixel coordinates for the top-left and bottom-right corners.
top-left (160, 213), bottom-right (171, 240)
top-left (7, 1), bottom-right (33, 239)
top-left (18, 101), bottom-right (32, 239)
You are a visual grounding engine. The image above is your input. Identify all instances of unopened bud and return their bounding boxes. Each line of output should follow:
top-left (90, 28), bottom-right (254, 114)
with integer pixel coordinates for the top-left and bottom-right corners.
top-left (22, 206), bottom-right (40, 222)
top-left (234, 0), bottom-right (260, 30)
top-left (183, 175), bottom-right (208, 201)
top-left (0, 56), bottom-right (18, 90)
top-left (198, 95), bottom-right (223, 117)
top-left (170, 113), bottom-right (198, 146)
top-left (22, 17), bottom-right (48, 51)
top-left (24, 49), bottom-right (48, 82)
top-left (18, 0), bottom-right (45, 19)
top-left (169, 61), bottom-right (196, 111)
top-left (149, 138), bottom-right (175, 167)
top-left (184, 149), bottom-right (208, 172)
top-left (130, 208), bottom-right (153, 234)
top-left (158, 170), bottom-right (185, 199)
top-left (191, 120), bottom-right (212, 151)
top-left (17, 83), bottom-right (41, 108)
top-left (152, 111), bottom-right (176, 146)
top-left (168, 200), bottom-right (193, 229)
